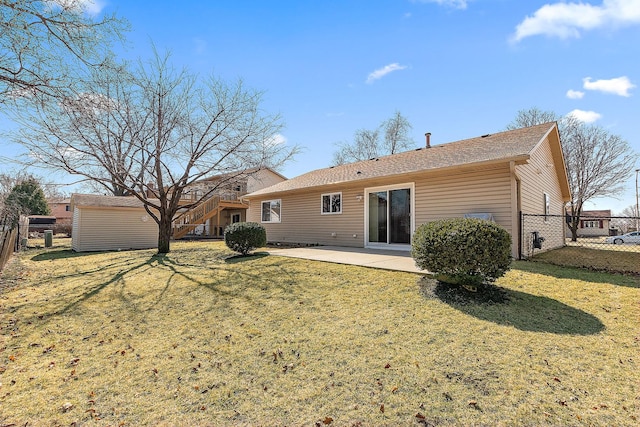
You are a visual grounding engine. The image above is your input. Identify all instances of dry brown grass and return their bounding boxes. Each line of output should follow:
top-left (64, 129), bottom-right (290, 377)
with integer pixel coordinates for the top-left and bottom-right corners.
top-left (534, 245), bottom-right (640, 275)
top-left (1, 240), bottom-right (638, 426)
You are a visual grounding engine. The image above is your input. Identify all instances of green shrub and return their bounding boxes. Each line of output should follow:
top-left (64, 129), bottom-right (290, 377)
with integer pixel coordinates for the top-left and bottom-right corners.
top-left (224, 222), bottom-right (267, 255)
top-left (411, 218), bottom-right (511, 288)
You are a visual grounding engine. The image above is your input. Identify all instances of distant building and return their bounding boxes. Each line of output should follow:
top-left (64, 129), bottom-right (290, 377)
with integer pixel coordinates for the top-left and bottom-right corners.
top-left (48, 198), bottom-right (72, 224)
top-left (566, 209), bottom-right (612, 237)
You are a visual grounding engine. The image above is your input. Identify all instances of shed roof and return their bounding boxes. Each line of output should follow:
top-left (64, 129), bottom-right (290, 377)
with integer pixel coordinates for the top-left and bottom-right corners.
top-left (246, 122), bottom-right (562, 198)
top-left (71, 194), bottom-right (153, 209)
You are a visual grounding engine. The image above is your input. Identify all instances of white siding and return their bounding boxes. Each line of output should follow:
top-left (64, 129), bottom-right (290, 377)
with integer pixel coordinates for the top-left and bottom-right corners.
top-left (72, 206), bottom-right (158, 252)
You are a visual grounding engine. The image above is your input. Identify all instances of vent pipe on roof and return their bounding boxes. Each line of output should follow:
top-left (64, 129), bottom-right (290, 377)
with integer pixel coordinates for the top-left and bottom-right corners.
top-left (425, 132), bottom-right (431, 148)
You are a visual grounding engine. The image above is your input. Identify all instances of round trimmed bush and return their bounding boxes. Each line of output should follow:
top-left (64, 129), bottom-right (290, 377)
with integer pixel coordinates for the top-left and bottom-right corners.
top-left (224, 222), bottom-right (267, 255)
top-left (411, 218), bottom-right (511, 287)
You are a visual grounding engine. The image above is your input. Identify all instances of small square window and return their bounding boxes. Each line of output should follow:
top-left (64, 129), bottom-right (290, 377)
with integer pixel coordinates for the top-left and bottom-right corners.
top-left (261, 200), bottom-right (281, 223)
top-left (321, 192), bottom-right (342, 214)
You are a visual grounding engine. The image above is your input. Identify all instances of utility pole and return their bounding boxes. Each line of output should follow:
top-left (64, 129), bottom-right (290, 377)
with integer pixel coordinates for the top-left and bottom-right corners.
top-left (636, 169), bottom-right (640, 231)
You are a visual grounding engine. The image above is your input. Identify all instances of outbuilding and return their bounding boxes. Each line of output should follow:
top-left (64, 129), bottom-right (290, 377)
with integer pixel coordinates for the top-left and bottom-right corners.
top-left (71, 194), bottom-right (158, 252)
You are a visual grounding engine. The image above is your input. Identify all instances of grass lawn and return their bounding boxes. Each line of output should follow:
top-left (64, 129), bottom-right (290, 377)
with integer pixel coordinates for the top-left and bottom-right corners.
top-left (533, 246), bottom-right (640, 276)
top-left (1, 240), bottom-right (638, 426)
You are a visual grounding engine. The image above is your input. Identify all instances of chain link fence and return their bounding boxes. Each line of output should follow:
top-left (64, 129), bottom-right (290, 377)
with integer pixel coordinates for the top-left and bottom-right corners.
top-left (521, 213), bottom-right (640, 259)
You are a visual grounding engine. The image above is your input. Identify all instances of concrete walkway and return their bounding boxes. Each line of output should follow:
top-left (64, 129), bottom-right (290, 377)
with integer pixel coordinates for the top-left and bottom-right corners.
top-left (266, 245), bottom-right (427, 274)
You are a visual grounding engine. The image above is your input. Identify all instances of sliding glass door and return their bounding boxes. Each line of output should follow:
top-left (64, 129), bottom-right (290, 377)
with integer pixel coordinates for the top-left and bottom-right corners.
top-left (367, 185), bottom-right (412, 246)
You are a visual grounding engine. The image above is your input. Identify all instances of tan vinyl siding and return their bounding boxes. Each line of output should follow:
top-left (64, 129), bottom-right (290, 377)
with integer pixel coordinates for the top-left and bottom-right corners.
top-left (516, 136), bottom-right (566, 252)
top-left (72, 206), bottom-right (158, 252)
top-left (247, 164), bottom-right (516, 251)
top-left (247, 169), bottom-right (287, 193)
top-left (71, 207), bottom-right (81, 252)
top-left (413, 166), bottom-right (513, 233)
top-left (248, 187), bottom-right (365, 247)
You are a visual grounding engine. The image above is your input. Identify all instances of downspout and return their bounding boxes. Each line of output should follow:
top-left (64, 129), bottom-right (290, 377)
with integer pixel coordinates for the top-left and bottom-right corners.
top-left (510, 161), bottom-right (522, 259)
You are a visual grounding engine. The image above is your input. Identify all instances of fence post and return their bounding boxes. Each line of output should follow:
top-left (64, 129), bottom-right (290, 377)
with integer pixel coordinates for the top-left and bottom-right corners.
top-left (518, 211), bottom-right (523, 260)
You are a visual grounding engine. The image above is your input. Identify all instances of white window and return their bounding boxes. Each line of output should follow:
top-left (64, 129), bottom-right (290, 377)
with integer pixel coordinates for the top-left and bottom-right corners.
top-left (583, 220), bottom-right (600, 228)
top-left (321, 192), bottom-right (342, 214)
top-left (261, 200), bottom-right (281, 223)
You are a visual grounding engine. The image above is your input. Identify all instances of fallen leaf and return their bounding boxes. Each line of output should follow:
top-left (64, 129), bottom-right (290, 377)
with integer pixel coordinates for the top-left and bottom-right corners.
top-left (391, 386), bottom-right (398, 393)
top-left (380, 404), bottom-right (384, 413)
top-left (415, 413), bottom-right (426, 419)
top-left (468, 400), bottom-right (477, 406)
top-left (322, 416), bottom-right (333, 425)
top-left (61, 402), bottom-right (74, 412)
top-left (553, 377), bottom-right (561, 382)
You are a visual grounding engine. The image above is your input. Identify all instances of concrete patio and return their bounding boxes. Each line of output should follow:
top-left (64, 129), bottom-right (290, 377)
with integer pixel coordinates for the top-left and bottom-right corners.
top-left (266, 245), bottom-right (427, 274)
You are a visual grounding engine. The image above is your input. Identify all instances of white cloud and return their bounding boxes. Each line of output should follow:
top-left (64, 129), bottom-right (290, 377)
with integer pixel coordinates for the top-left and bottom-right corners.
top-left (49, 0), bottom-right (106, 15)
top-left (414, 0), bottom-right (471, 10)
top-left (567, 109), bottom-right (602, 123)
top-left (512, 0), bottom-right (640, 42)
top-left (264, 133), bottom-right (287, 147)
top-left (366, 63), bottom-right (408, 84)
top-left (583, 76), bottom-right (636, 97)
top-left (566, 89), bottom-right (585, 99)
top-left (82, 0), bottom-right (105, 15)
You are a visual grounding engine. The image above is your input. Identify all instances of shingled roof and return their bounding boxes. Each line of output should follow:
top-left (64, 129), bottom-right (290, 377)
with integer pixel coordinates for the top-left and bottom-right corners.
top-left (246, 122), bottom-right (559, 198)
top-left (71, 194), bottom-right (154, 209)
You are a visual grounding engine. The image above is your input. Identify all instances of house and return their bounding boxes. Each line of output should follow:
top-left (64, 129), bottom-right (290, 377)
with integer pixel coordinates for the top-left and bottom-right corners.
top-left (71, 194), bottom-right (158, 252)
top-left (70, 168), bottom-right (286, 252)
top-left (172, 168), bottom-right (286, 238)
top-left (243, 123), bottom-right (571, 259)
top-left (48, 198), bottom-right (72, 235)
top-left (567, 209), bottom-right (612, 237)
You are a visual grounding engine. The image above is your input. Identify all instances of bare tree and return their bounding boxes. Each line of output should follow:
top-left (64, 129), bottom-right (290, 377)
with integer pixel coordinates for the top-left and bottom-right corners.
top-left (611, 205), bottom-right (639, 234)
top-left (382, 110), bottom-right (414, 154)
top-left (332, 128), bottom-right (380, 165)
top-left (0, 0), bottom-right (127, 100)
top-left (8, 51), bottom-right (298, 253)
top-left (507, 107), bottom-right (638, 240)
top-left (506, 107), bottom-right (558, 130)
top-left (332, 111), bottom-right (414, 165)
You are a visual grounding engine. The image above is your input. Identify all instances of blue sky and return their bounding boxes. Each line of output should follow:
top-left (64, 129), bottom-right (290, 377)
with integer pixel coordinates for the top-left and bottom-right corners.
top-left (2, 0), bottom-right (639, 212)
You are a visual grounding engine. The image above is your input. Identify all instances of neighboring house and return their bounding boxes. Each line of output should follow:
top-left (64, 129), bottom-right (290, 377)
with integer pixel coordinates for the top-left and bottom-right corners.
top-left (70, 168), bottom-right (286, 252)
top-left (71, 194), bottom-right (158, 252)
top-left (48, 198), bottom-right (72, 224)
top-left (244, 123), bottom-right (571, 259)
top-left (173, 168), bottom-right (286, 239)
top-left (566, 209), bottom-right (612, 237)
top-left (48, 198), bottom-right (73, 235)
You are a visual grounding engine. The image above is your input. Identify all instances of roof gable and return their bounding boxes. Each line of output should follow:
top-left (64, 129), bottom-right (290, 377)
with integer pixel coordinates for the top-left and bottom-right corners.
top-left (246, 123), bottom-right (561, 198)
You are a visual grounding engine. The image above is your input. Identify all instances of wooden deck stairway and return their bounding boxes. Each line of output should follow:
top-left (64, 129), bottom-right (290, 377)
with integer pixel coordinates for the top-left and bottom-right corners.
top-left (172, 195), bottom-right (248, 239)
